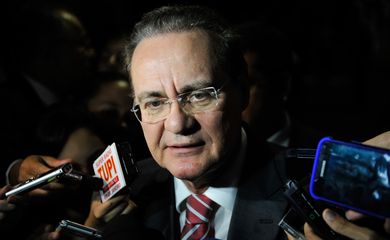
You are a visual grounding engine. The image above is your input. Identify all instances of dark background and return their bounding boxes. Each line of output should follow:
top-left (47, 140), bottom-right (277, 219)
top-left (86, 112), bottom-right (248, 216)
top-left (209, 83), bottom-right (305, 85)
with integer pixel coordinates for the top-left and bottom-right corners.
top-left (2, 0), bottom-right (390, 143)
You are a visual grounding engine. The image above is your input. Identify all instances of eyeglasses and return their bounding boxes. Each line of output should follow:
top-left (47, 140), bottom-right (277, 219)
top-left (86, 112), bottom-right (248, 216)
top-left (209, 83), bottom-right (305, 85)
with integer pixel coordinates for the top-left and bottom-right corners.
top-left (131, 85), bottom-right (224, 124)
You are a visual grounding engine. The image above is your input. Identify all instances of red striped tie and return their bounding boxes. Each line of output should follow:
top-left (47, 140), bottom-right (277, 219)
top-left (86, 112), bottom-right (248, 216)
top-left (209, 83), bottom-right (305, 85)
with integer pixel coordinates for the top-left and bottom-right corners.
top-left (181, 194), bottom-right (219, 240)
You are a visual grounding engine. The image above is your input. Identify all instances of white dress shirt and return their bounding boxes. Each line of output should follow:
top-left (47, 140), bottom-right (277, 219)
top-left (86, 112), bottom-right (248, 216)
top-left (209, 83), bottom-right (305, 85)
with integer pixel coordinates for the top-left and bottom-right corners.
top-left (174, 128), bottom-right (247, 240)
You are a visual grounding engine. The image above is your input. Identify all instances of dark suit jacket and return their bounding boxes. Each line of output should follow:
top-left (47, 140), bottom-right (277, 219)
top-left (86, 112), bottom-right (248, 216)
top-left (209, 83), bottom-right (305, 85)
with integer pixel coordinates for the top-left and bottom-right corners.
top-left (103, 128), bottom-right (290, 240)
top-left (0, 74), bottom-right (48, 184)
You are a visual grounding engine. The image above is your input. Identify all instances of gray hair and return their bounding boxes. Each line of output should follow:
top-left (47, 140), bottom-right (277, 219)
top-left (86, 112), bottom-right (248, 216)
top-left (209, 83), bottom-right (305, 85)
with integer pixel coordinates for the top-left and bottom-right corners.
top-left (123, 5), bottom-right (247, 95)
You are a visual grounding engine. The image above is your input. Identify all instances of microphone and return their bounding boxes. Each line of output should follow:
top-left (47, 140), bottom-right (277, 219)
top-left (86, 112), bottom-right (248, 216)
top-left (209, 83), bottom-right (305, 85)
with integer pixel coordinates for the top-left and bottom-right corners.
top-left (60, 170), bottom-right (103, 191)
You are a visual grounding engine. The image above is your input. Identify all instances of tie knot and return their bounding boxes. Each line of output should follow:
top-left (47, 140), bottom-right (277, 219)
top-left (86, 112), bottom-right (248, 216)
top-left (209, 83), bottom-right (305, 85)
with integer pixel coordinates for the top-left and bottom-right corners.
top-left (185, 194), bottom-right (219, 224)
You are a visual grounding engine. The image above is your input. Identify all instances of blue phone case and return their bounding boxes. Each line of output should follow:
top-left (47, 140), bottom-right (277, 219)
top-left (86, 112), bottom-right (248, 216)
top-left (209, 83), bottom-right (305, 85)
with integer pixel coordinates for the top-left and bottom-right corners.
top-left (310, 137), bottom-right (390, 219)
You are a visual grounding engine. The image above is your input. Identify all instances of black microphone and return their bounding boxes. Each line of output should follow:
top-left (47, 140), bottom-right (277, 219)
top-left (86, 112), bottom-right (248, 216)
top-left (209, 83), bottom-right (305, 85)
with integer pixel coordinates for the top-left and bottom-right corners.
top-left (60, 170), bottom-right (103, 191)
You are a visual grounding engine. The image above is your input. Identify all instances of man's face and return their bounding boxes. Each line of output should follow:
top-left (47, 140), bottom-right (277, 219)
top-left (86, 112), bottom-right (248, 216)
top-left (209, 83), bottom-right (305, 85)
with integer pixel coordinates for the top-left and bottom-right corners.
top-left (130, 31), bottom-right (243, 182)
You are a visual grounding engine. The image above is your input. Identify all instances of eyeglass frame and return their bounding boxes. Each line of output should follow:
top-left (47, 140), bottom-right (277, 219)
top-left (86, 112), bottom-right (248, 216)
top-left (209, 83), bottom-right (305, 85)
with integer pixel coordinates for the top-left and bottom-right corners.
top-left (130, 84), bottom-right (225, 124)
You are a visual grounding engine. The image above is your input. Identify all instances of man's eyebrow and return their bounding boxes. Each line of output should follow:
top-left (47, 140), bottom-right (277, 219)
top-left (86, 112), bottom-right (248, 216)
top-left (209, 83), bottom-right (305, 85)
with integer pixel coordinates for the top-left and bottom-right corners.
top-left (136, 80), bottom-right (214, 100)
top-left (137, 91), bottom-right (164, 101)
top-left (179, 80), bottom-right (213, 93)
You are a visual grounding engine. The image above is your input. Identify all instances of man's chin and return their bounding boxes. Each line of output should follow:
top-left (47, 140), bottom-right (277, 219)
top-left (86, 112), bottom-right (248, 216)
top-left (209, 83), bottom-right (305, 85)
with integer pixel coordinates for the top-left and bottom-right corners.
top-left (168, 160), bottom-right (224, 186)
top-left (173, 168), bottom-right (219, 189)
top-left (172, 170), bottom-right (201, 181)
top-left (168, 160), bottom-right (200, 177)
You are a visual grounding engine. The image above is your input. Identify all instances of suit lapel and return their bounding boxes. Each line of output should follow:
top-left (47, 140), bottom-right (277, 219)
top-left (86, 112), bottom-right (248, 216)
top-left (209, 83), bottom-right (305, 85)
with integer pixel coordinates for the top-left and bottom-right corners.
top-left (228, 137), bottom-right (289, 240)
top-left (143, 177), bottom-right (181, 240)
top-left (228, 198), bottom-right (287, 240)
top-left (142, 126), bottom-right (290, 240)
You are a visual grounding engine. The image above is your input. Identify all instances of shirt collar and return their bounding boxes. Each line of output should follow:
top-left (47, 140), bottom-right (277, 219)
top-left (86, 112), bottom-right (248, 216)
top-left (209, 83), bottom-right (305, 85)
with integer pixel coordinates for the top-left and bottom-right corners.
top-left (174, 127), bottom-right (247, 213)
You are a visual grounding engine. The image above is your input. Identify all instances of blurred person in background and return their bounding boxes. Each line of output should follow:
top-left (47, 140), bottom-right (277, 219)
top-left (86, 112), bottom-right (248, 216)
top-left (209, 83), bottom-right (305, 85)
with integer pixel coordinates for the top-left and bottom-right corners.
top-left (236, 21), bottom-right (324, 180)
top-left (0, 0), bottom-right (96, 186)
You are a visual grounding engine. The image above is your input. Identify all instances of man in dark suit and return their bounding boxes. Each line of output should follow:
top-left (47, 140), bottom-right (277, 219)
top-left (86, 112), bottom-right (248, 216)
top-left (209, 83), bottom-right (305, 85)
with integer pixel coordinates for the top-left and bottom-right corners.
top-left (104, 134), bottom-right (289, 240)
top-left (102, 5), bottom-right (290, 240)
top-left (102, 6), bottom-right (389, 239)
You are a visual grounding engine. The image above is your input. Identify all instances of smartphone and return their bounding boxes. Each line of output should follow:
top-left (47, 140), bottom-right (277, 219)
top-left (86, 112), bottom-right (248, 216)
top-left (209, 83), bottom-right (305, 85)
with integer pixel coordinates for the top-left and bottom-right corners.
top-left (2, 163), bottom-right (73, 199)
top-left (57, 219), bottom-right (102, 239)
top-left (278, 208), bottom-right (306, 240)
top-left (283, 179), bottom-right (345, 240)
top-left (310, 137), bottom-right (390, 219)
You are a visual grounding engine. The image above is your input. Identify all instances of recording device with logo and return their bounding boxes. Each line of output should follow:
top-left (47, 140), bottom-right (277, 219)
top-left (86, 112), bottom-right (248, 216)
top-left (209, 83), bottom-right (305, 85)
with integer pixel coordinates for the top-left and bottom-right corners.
top-left (283, 179), bottom-right (346, 240)
top-left (57, 219), bottom-right (102, 239)
top-left (93, 142), bottom-right (140, 202)
top-left (310, 137), bottom-right (390, 219)
top-left (1, 163), bottom-right (73, 199)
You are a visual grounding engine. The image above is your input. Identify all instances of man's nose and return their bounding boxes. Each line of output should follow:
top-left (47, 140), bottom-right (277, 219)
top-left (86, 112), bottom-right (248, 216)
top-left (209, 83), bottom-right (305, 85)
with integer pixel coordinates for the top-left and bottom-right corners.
top-left (164, 101), bottom-right (193, 134)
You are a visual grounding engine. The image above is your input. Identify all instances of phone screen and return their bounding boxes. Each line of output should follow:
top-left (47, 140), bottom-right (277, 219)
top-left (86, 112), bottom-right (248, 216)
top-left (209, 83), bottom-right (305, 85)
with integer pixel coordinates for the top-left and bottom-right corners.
top-left (310, 137), bottom-right (390, 219)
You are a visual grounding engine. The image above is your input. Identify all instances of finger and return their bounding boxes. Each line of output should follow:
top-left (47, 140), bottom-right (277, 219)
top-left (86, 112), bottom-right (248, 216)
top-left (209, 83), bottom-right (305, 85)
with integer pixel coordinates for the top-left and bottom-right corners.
top-left (43, 224), bottom-right (55, 232)
top-left (42, 224), bottom-right (61, 240)
top-left (95, 195), bottom-right (128, 217)
top-left (90, 191), bottom-right (100, 201)
top-left (100, 201), bottom-right (126, 217)
top-left (284, 231), bottom-right (295, 240)
top-left (0, 201), bottom-right (16, 211)
top-left (41, 156), bottom-right (72, 167)
top-left (345, 210), bottom-right (365, 221)
top-left (303, 223), bottom-right (322, 240)
top-left (121, 200), bottom-right (137, 215)
top-left (27, 155), bottom-right (57, 174)
top-left (40, 181), bottom-right (66, 191)
top-left (89, 192), bottom-right (101, 209)
top-left (28, 188), bottom-right (50, 197)
top-left (0, 186), bottom-right (20, 202)
top-left (8, 194), bottom-right (24, 204)
top-left (28, 182), bottom-right (67, 198)
top-left (323, 209), bottom-right (383, 240)
top-left (384, 219), bottom-right (390, 234)
top-left (0, 186), bottom-right (13, 195)
top-left (19, 156), bottom-right (71, 182)
top-left (363, 131), bottom-right (390, 149)
top-left (19, 156), bottom-right (50, 180)
top-left (47, 231), bottom-right (61, 240)
top-left (101, 195), bottom-right (128, 209)
top-left (103, 201), bottom-right (128, 222)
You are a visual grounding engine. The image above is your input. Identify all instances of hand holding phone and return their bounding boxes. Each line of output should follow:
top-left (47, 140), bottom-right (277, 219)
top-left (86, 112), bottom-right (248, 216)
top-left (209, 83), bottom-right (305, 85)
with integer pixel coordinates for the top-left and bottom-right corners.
top-left (310, 137), bottom-right (390, 219)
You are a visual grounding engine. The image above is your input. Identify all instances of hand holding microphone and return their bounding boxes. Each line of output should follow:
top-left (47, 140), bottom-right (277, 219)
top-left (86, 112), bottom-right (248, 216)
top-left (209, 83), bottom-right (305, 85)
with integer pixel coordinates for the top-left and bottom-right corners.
top-left (2, 162), bottom-right (103, 200)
